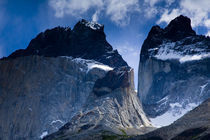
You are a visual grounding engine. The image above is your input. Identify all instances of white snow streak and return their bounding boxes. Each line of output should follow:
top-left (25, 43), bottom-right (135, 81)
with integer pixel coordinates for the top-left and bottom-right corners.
top-left (149, 42), bottom-right (210, 63)
top-left (200, 83), bottom-right (208, 95)
top-left (87, 63), bottom-right (113, 72)
top-left (61, 56), bottom-right (113, 73)
top-left (150, 102), bottom-right (198, 127)
top-left (40, 131), bottom-right (48, 139)
top-left (50, 120), bottom-right (64, 125)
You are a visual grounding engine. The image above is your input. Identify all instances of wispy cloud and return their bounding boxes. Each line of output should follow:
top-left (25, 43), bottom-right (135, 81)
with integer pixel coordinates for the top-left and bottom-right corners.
top-left (49, 0), bottom-right (104, 18)
top-left (105, 0), bottom-right (140, 26)
top-left (206, 31), bottom-right (210, 37)
top-left (48, 0), bottom-right (140, 26)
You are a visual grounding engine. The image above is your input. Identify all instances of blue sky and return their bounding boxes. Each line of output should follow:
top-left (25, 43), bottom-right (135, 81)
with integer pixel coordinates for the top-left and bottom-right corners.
top-left (0, 0), bottom-right (210, 87)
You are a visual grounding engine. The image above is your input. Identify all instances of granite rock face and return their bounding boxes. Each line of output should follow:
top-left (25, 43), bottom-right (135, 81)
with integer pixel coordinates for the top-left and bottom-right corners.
top-left (138, 15), bottom-right (210, 125)
top-left (0, 20), bottom-right (151, 140)
top-left (128, 98), bottom-right (210, 140)
top-left (44, 67), bottom-right (152, 140)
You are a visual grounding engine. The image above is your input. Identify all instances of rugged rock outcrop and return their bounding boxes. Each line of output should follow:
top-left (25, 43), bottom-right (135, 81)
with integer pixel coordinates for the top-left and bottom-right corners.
top-left (0, 19), bottom-right (152, 140)
top-left (43, 67), bottom-right (153, 140)
top-left (128, 98), bottom-right (210, 140)
top-left (138, 15), bottom-right (210, 126)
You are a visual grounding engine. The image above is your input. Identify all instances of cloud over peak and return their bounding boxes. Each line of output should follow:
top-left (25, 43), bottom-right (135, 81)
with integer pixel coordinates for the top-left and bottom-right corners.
top-left (157, 0), bottom-right (210, 29)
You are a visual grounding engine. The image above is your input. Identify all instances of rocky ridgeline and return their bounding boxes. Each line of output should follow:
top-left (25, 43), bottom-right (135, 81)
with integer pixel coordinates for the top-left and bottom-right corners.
top-left (138, 15), bottom-right (210, 125)
top-left (0, 19), bottom-right (152, 140)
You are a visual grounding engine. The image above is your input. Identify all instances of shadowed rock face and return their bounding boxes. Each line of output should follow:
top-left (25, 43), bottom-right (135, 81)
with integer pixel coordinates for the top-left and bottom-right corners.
top-left (138, 15), bottom-right (210, 121)
top-left (0, 19), bottom-right (152, 140)
top-left (6, 19), bottom-right (127, 68)
top-left (127, 98), bottom-right (210, 140)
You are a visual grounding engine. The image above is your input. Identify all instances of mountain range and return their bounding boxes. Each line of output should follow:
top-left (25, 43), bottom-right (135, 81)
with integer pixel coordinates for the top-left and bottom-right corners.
top-left (0, 15), bottom-right (209, 140)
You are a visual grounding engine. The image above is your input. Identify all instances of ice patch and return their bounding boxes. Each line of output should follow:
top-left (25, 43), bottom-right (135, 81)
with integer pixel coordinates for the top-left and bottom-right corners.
top-left (150, 102), bottom-right (198, 127)
top-left (40, 131), bottom-right (48, 139)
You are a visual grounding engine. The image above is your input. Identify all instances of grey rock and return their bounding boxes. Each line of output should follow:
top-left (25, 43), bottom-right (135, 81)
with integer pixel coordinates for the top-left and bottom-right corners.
top-left (43, 67), bottom-right (153, 140)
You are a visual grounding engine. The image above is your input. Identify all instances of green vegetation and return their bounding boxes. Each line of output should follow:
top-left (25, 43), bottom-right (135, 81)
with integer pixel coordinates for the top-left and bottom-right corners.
top-left (102, 135), bottom-right (119, 140)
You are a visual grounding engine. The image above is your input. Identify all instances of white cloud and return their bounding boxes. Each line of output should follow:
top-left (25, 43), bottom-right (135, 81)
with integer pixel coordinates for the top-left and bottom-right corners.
top-left (204, 19), bottom-right (210, 28)
top-left (157, 0), bottom-right (210, 28)
top-left (105, 0), bottom-right (140, 26)
top-left (49, 0), bottom-right (140, 26)
top-left (157, 9), bottom-right (180, 24)
top-left (144, 0), bottom-right (161, 7)
top-left (92, 11), bottom-right (100, 22)
top-left (49, 0), bottom-right (104, 18)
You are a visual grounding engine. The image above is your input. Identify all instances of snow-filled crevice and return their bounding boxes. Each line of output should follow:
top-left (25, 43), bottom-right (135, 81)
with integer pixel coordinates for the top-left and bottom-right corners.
top-left (150, 102), bottom-right (199, 127)
top-left (148, 41), bottom-right (210, 63)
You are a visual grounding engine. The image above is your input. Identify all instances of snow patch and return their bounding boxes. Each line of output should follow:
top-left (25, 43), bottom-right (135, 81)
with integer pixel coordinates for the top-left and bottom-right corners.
top-left (170, 103), bottom-right (182, 108)
top-left (61, 56), bottom-right (113, 73)
top-left (180, 54), bottom-right (210, 63)
top-left (157, 96), bottom-right (169, 103)
top-left (50, 120), bottom-right (64, 125)
top-left (150, 42), bottom-right (210, 63)
top-left (40, 131), bottom-right (48, 139)
top-left (150, 102), bottom-right (198, 127)
top-left (82, 20), bottom-right (103, 30)
top-left (87, 63), bottom-right (113, 72)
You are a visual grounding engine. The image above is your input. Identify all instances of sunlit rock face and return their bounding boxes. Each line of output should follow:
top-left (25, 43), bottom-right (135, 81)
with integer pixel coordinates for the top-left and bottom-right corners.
top-left (0, 19), bottom-right (152, 140)
top-left (44, 67), bottom-right (153, 140)
top-left (138, 15), bottom-right (210, 126)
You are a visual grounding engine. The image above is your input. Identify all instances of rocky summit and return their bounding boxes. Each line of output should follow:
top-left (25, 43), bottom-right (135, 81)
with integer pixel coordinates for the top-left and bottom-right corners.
top-left (138, 15), bottom-right (210, 126)
top-left (6, 19), bottom-right (127, 68)
top-left (0, 19), bottom-right (152, 140)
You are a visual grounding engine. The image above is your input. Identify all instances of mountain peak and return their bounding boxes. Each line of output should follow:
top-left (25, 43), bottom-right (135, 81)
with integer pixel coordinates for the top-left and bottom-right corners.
top-left (164, 15), bottom-right (196, 39)
top-left (73, 19), bottom-right (104, 31)
top-left (5, 19), bottom-right (127, 68)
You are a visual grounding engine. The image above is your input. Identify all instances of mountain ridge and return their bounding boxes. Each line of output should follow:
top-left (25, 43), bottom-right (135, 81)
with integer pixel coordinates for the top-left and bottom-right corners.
top-left (0, 19), bottom-right (152, 140)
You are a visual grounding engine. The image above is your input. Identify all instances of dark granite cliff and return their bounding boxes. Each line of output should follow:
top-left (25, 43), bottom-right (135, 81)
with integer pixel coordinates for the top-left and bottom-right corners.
top-left (138, 15), bottom-right (210, 125)
top-left (6, 19), bottom-right (127, 68)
